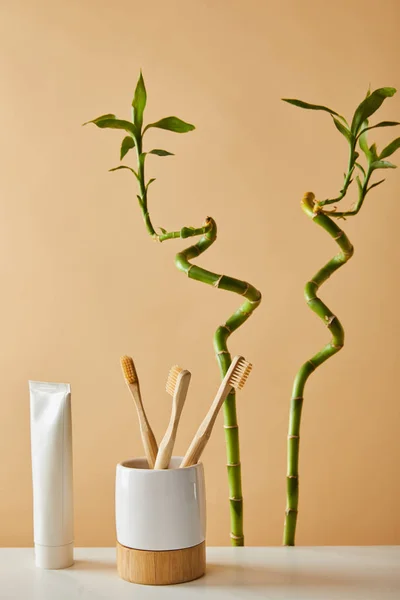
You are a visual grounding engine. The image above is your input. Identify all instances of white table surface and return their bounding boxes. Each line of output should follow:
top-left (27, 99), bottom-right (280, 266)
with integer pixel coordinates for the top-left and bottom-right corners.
top-left (1, 547), bottom-right (399, 599)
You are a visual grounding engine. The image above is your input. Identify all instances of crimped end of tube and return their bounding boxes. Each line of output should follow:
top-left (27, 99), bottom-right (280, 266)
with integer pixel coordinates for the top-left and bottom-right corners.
top-left (166, 365), bottom-right (183, 396)
top-left (120, 355), bottom-right (138, 385)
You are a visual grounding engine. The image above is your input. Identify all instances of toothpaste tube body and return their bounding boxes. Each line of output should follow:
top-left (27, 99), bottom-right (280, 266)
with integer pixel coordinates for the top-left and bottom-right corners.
top-left (29, 381), bottom-right (74, 569)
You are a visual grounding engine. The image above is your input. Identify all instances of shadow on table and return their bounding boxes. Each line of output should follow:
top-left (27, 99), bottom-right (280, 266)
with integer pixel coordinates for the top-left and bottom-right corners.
top-left (194, 562), bottom-right (393, 590)
top-left (71, 559), bottom-right (116, 572)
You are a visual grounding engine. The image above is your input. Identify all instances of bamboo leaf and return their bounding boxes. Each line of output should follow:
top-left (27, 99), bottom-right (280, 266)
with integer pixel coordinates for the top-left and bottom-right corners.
top-left (332, 116), bottom-right (353, 142)
top-left (367, 179), bottom-right (385, 193)
top-left (358, 120), bottom-right (370, 158)
top-left (138, 153), bottom-right (147, 171)
top-left (359, 140), bottom-right (370, 160)
top-left (109, 165), bottom-right (139, 178)
top-left (148, 149), bottom-right (175, 156)
top-left (120, 136), bottom-right (135, 160)
top-left (351, 87), bottom-right (397, 134)
top-left (144, 116), bottom-right (195, 134)
top-left (146, 178), bottom-right (156, 190)
top-left (356, 175), bottom-right (363, 194)
top-left (83, 113), bottom-right (116, 124)
top-left (158, 227), bottom-right (167, 234)
top-left (132, 71), bottom-right (147, 130)
top-left (358, 121), bottom-right (400, 137)
top-left (83, 114), bottom-right (136, 135)
top-left (369, 143), bottom-right (379, 163)
top-left (370, 160), bottom-right (397, 169)
top-left (282, 98), bottom-right (343, 118)
top-left (355, 162), bottom-right (366, 177)
top-left (379, 137), bottom-right (400, 159)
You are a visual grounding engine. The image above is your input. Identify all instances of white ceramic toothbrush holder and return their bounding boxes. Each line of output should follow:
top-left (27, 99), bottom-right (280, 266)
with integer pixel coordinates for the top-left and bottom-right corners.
top-left (115, 456), bottom-right (206, 585)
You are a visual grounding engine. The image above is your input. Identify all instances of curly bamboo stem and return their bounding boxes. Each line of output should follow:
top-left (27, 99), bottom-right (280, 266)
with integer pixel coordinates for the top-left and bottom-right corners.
top-left (145, 216), bottom-right (261, 543)
top-left (172, 217), bottom-right (261, 545)
top-left (283, 192), bottom-right (354, 546)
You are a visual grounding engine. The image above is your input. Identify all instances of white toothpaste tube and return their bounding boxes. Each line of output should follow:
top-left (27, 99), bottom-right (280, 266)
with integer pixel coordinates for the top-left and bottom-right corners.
top-left (29, 381), bottom-right (74, 569)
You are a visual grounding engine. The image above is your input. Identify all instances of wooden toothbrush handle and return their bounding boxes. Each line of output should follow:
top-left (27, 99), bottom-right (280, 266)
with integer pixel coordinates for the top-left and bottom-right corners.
top-left (155, 373), bottom-right (191, 470)
top-left (129, 382), bottom-right (158, 469)
top-left (180, 430), bottom-right (211, 468)
top-left (154, 430), bottom-right (176, 470)
top-left (180, 384), bottom-right (231, 468)
top-left (139, 419), bottom-right (158, 469)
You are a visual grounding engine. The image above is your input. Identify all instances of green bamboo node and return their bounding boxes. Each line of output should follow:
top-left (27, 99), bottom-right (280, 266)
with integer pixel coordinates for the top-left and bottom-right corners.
top-left (84, 72), bottom-right (261, 546)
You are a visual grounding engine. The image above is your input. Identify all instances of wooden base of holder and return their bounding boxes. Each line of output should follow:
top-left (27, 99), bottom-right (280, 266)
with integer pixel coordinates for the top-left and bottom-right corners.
top-left (116, 540), bottom-right (206, 585)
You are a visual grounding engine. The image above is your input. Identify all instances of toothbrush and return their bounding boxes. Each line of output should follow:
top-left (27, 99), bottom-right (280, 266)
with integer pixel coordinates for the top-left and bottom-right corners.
top-left (180, 356), bottom-right (252, 468)
top-left (120, 355), bottom-right (158, 469)
top-left (154, 366), bottom-right (191, 470)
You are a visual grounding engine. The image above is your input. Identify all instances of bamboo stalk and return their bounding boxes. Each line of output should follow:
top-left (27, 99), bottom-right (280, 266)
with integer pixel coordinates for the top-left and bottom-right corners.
top-left (173, 220), bottom-right (261, 544)
top-left (283, 192), bottom-right (354, 546)
top-left (84, 74), bottom-right (262, 545)
top-left (151, 218), bottom-right (261, 543)
top-left (281, 87), bottom-right (400, 546)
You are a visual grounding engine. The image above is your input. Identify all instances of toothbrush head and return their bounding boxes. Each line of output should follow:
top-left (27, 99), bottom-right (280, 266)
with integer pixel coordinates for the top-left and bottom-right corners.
top-left (120, 355), bottom-right (138, 385)
top-left (166, 365), bottom-right (184, 396)
top-left (228, 356), bottom-right (253, 391)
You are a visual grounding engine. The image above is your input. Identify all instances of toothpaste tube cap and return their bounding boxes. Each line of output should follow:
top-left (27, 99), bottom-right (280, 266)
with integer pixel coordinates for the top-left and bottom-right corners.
top-left (34, 542), bottom-right (74, 569)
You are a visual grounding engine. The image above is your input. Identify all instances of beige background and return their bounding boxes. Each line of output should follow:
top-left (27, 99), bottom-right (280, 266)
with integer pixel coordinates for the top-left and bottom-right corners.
top-left (1, 0), bottom-right (399, 547)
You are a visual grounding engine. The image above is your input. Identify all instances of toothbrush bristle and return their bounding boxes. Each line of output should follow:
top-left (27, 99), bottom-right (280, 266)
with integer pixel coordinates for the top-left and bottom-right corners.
top-left (166, 365), bottom-right (183, 396)
top-left (229, 358), bottom-right (252, 391)
top-left (120, 355), bottom-right (138, 385)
